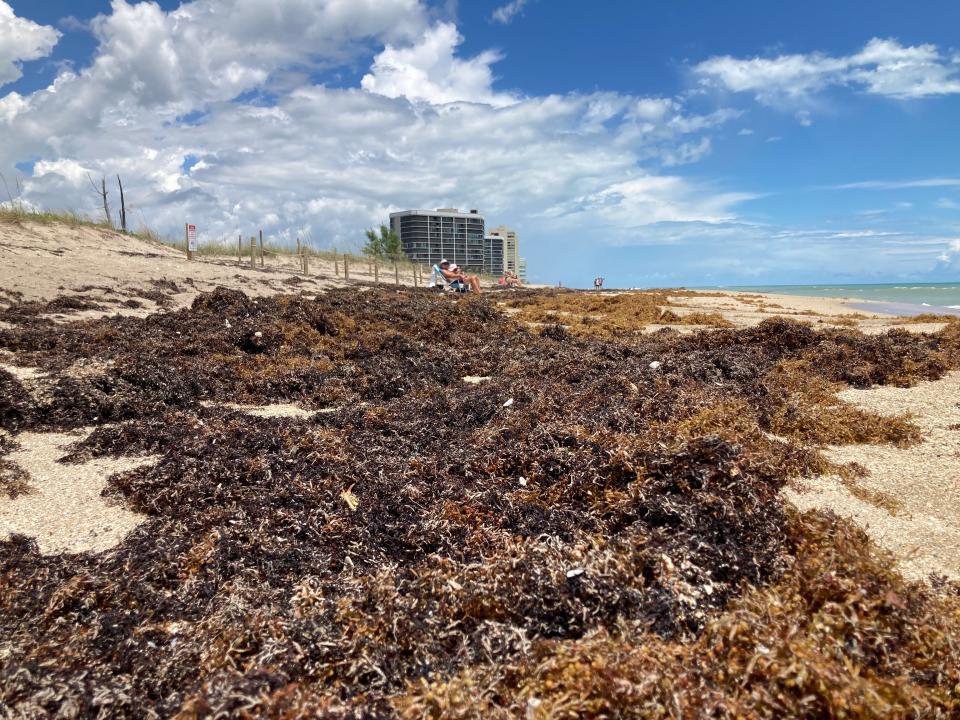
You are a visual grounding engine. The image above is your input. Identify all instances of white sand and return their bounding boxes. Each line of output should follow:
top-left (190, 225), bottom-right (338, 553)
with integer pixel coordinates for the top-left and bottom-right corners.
top-left (784, 371), bottom-right (960, 581)
top-left (0, 217), bottom-right (451, 317)
top-left (222, 402), bottom-right (317, 418)
top-left (0, 429), bottom-right (156, 554)
top-left (0, 217), bottom-right (340, 312)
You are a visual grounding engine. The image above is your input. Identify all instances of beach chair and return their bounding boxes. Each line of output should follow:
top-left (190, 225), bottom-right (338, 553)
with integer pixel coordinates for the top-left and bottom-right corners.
top-left (430, 264), bottom-right (468, 292)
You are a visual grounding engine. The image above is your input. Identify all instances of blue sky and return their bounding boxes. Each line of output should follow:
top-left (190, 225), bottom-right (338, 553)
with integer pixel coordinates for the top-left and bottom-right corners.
top-left (2, 0), bottom-right (959, 286)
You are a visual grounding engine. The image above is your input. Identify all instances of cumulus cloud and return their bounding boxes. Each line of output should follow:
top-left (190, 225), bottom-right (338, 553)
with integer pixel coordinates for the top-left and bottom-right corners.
top-left (491, 0), bottom-right (530, 25)
top-left (361, 22), bottom-right (516, 106)
top-left (7, 77), bottom-right (743, 252)
top-left (0, 1), bottom-right (61, 87)
top-left (0, 0), bottom-right (750, 260)
top-left (694, 37), bottom-right (960, 107)
top-left (21, 1), bottom-right (924, 284)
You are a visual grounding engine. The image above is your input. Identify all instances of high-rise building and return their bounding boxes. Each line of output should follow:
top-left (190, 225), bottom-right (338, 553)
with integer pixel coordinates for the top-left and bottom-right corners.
top-left (389, 209), bottom-right (485, 270)
top-left (518, 257), bottom-right (528, 282)
top-left (488, 225), bottom-right (520, 276)
top-left (483, 233), bottom-right (505, 276)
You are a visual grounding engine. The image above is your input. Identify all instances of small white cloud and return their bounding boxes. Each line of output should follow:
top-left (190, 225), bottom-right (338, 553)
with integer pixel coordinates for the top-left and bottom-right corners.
top-left (737, 127), bottom-right (754, 136)
top-left (693, 36), bottom-right (960, 111)
top-left (0, 90), bottom-right (26, 123)
top-left (361, 22), bottom-right (516, 107)
top-left (766, 135), bottom-right (782, 142)
top-left (57, 15), bottom-right (88, 33)
top-left (661, 137), bottom-right (711, 166)
top-left (833, 177), bottom-right (960, 190)
top-left (0, 1), bottom-right (61, 87)
top-left (492, 0), bottom-right (531, 24)
top-left (796, 110), bottom-right (812, 126)
top-left (936, 197), bottom-right (959, 209)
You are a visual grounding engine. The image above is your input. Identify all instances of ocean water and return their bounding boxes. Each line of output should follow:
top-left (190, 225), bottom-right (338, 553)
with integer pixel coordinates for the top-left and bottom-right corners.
top-left (708, 283), bottom-right (960, 316)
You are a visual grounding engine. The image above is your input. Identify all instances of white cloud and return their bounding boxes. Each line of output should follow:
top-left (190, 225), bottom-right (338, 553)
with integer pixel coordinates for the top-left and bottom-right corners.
top-left (1, 0), bottom-right (743, 253)
top-left (0, 1), bottom-right (61, 87)
top-left (5, 0), bottom-right (896, 284)
top-left (57, 16), bottom-right (89, 33)
top-left (361, 22), bottom-right (516, 106)
top-left (545, 175), bottom-right (758, 230)
top-left (660, 137), bottom-right (712, 167)
top-left (492, 0), bottom-right (530, 24)
top-left (936, 197), bottom-right (959, 209)
top-left (0, 90), bottom-right (25, 123)
top-left (832, 177), bottom-right (960, 190)
top-left (694, 37), bottom-right (960, 108)
top-left (737, 127), bottom-right (754, 136)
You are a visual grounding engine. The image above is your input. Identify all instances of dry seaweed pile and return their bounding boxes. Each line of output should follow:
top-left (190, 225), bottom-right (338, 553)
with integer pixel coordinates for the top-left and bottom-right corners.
top-left (1, 288), bottom-right (959, 717)
top-left (503, 289), bottom-right (734, 337)
top-left (0, 294), bottom-right (108, 323)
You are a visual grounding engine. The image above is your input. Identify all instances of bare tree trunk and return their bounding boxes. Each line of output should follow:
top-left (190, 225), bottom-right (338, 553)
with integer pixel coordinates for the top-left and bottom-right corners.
top-left (88, 173), bottom-right (111, 226)
top-left (117, 175), bottom-right (127, 232)
top-left (101, 178), bottom-right (110, 226)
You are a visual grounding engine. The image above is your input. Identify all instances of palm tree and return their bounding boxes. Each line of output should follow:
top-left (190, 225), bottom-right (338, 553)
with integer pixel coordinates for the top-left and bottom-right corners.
top-left (363, 224), bottom-right (405, 265)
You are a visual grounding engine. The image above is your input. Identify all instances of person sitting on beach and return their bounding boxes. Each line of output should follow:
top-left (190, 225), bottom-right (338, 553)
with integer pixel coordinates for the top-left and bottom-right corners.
top-left (445, 262), bottom-right (481, 294)
top-left (502, 271), bottom-right (522, 288)
top-left (431, 259), bottom-right (465, 291)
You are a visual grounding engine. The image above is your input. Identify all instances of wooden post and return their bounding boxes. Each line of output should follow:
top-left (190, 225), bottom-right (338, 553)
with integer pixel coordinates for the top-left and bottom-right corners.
top-left (343, 254), bottom-right (350, 281)
top-left (258, 230), bottom-right (264, 267)
top-left (413, 264), bottom-right (418, 287)
top-left (302, 250), bottom-right (309, 276)
top-left (394, 262), bottom-right (399, 287)
top-left (250, 237), bottom-right (256, 269)
top-left (117, 175), bottom-right (127, 232)
top-left (185, 223), bottom-right (192, 261)
top-left (237, 235), bottom-right (242, 265)
top-left (374, 259), bottom-right (379, 285)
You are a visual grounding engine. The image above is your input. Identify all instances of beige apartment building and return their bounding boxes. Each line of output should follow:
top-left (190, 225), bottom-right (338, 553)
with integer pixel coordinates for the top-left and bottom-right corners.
top-left (486, 225), bottom-right (527, 280)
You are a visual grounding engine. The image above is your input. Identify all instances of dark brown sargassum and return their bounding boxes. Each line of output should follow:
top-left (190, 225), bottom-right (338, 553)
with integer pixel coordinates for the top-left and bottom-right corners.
top-left (1, 288), bottom-right (958, 717)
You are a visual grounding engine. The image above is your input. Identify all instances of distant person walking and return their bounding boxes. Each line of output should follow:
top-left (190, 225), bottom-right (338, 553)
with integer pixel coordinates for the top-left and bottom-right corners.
top-left (594, 276), bottom-right (604, 291)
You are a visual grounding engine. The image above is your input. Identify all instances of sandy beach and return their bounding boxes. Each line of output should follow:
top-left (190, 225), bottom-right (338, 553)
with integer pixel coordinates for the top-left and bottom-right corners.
top-left (3, 217), bottom-right (959, 716)
top-left (2, 217), bottom-right (957, 578)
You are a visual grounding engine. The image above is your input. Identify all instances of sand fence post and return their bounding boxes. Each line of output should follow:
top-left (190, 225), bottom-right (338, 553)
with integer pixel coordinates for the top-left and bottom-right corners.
top-left (237, 235), bottom-right (242, 265)
top-left (258, 230), bottom-right (264, 267)
top-left (394, 262), bottom-right (399, 287)
top-left (344, 254), bottom-right (350, 281)
top-left (374, 259), bottom-right (379, 285)
top-left (250, 237), bottom-right (256, 269)
top-left (185, 223), bottom-right (192, 261)
top-left (413, 264), bottom-right (418, 287)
